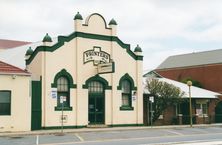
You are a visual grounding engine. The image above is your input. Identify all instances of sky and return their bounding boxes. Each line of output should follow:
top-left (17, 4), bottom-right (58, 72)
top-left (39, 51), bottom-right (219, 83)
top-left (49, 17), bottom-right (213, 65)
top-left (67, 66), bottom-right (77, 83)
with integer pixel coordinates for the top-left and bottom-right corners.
top-left (1, 0), bottom-right (222, 71)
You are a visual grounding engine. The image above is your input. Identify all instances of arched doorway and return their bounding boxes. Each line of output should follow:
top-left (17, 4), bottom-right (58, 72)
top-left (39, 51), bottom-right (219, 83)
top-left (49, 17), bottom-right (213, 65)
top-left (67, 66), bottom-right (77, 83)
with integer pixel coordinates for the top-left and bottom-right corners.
top-left (88, 81), bottom-right (105, 124)
top-left (215, 101), bottom-right (222, 123)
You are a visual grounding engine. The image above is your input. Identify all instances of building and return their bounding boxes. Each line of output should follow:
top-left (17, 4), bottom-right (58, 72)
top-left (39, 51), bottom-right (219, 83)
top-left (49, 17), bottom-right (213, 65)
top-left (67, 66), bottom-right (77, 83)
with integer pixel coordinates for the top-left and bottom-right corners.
top-left (143, 71), bottom-right (220, 125)
top-left (0, 61), bottom-right (31, 132)
top-left (21, 12), bottom-right (143, 130)
top-left (155, 50), bottom-right (222, 123)
top-left (155, 49), bottom-right (222, 93)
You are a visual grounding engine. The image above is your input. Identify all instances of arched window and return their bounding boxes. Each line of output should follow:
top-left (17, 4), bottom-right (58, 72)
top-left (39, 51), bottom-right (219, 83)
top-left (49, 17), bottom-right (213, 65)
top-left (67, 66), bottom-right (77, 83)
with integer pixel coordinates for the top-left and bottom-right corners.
top-left (57, 76), bottom-right (69, 108)
top-left (117, 73), bottom-right (136, 110)
top-left (51, 69), bottom-right (76, 111)
top-left (121, 80), bottom-right (131, 107)
top-left (121, 80), bottom-right (131, 106)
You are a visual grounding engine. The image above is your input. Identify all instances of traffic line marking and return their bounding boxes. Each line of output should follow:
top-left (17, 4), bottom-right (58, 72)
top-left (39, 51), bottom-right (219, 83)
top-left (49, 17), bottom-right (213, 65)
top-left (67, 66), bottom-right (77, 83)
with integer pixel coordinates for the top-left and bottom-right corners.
top-left (165, 129), bottom-right (184, 136)
top-left (75, 133), bottom-right (84, 142)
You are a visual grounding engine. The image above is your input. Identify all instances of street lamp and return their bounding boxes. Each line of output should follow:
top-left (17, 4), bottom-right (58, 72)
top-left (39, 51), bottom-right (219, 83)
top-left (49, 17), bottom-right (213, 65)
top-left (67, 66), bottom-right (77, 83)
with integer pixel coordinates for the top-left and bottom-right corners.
top-left (187, 81), bottom-right (193, 127)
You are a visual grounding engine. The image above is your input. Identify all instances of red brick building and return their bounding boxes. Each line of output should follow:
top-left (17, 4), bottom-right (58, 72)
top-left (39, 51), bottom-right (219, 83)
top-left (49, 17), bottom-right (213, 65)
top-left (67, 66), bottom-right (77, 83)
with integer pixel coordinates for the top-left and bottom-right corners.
top-left (154, 49), bottom-right (222, 123)
top-left (155, 49), bottom-right (222, 93)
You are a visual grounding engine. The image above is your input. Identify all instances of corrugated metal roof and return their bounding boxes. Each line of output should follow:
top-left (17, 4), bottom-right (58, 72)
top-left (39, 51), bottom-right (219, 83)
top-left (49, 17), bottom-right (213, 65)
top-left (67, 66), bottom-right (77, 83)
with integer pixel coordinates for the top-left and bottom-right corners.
top-left (143, 77), bottom-right (220, 98)
top-left (156, 49), bottom-right (222, 70)
top-left (0, 38), bottom-right (57, 69)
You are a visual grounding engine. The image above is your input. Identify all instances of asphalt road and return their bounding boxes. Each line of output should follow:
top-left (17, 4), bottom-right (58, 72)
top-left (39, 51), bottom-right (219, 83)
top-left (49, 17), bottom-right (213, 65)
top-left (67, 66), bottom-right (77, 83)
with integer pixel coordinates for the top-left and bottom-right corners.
top-left (1, 126), bottom-right (222, 145)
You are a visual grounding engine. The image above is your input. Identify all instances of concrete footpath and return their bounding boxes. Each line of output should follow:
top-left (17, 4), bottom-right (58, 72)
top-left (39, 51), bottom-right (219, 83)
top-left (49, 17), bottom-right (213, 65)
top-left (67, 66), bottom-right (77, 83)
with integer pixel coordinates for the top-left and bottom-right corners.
top-left (0, 124), bottom-right (222, 137)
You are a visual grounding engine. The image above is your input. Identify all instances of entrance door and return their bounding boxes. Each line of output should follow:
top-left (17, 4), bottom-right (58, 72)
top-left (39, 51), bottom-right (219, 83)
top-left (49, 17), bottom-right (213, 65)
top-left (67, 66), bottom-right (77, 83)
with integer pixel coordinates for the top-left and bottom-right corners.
top-left (88, 81), bottom-right (105, 124)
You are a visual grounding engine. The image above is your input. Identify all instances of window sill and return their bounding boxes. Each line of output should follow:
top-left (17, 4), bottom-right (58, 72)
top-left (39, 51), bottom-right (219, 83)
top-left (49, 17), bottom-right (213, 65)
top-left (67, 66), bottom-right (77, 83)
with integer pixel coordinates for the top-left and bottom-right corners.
top-left (120, 106), bottom-right (134, 111)
top-left (55, 106), bottom-right (73, 111)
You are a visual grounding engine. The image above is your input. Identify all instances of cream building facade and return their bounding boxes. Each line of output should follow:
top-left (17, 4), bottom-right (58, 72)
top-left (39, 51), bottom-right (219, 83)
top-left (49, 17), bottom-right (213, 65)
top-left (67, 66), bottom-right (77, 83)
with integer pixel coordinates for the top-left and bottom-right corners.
top-left (25, 13), bottom-right (143, 130)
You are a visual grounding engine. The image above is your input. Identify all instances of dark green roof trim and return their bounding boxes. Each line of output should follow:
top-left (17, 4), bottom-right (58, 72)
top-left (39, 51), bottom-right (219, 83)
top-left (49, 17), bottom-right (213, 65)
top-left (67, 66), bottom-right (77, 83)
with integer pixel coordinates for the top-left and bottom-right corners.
top-left (74, 12), bottom-right (83, 20)
top-left (26, 32), bottom-right (143, 65)
top-left (51, 69), bottom-right (77, 88)
top-left (117, 73), bottom-right (137, 90)
top-left (82, 74), bottom-right (112, 90)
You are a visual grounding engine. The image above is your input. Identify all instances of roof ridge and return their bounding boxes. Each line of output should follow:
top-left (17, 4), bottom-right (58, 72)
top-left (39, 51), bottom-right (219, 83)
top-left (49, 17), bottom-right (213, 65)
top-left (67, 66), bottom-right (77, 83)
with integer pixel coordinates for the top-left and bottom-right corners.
top-left (169, 48), bottom-right (222, 58)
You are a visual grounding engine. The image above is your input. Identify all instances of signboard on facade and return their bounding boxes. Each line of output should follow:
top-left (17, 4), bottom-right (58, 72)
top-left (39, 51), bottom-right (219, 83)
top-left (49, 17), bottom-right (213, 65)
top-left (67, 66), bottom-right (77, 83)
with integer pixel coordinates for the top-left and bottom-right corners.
top-left (97, 62), bottom-right (114, 74)
top-left (83, 46), bottom-right (111, 65)
top-left (51, 88), bottom-right (57, 99)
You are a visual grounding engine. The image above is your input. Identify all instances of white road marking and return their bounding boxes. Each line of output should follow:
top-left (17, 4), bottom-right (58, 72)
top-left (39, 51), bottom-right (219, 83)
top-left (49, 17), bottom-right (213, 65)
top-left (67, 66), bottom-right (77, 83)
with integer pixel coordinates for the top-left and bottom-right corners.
top-left (75, 133), bottom-right (84, 142)
top-left (165, 129), bottom-right (184, 136)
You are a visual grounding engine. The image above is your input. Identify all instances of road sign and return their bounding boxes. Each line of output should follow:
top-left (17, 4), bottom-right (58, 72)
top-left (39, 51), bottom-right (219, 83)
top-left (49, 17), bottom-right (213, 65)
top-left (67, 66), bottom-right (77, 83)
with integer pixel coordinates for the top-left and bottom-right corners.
top-left (60, 96), bottom-right (66, 103)
top-left (149, 96), bottom-right (154, 103)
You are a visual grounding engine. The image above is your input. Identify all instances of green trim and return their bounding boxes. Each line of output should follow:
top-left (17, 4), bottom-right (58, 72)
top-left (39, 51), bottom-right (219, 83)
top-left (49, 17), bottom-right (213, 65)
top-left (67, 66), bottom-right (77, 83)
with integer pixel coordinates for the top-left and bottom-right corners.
top-left (82, 74), bottom-right (112, 90)
top-left (31, 79), bottom-right (42, 130)
top-left (51, 69), bottom-right (77, 88)
top-left (83, 13), bottom-right (111, 30)
top-left (134, 44), bottom-right (142, 52)
top-left (117, 73), bottom-right (137, 90)
top-left (74, 12), bottom-right (83, 20)
top-left (54, 106), bottom-right (73, 111)
top-left (26, 32), bottom-right (143, 65)
top-left (109, 18), bottom-right (117, 25)
top-left (120, 106), bottom-right (134, 111)
top-left (25, 47), bottom-right (33, 56)
top-left (42, 33), bottom-right (52, 42)
top-left (109, 124), bottom-right (144, 127)
top-left (42, 125), bottom-right (86, 130)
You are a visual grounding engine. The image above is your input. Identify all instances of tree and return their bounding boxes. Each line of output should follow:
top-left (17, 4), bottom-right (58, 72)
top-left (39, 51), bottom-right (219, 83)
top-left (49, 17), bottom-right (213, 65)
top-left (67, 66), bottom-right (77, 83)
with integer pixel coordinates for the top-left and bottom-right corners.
top-left (145, 79), bottom-right (185, 122)
top-left (181, 77), bottom-right (203, 88)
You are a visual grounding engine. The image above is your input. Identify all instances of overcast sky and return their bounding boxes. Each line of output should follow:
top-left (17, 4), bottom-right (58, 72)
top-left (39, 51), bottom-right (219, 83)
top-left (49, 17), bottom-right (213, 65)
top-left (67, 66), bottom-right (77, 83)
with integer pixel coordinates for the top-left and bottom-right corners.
top-left (1, 0), bottom-right (222, 71)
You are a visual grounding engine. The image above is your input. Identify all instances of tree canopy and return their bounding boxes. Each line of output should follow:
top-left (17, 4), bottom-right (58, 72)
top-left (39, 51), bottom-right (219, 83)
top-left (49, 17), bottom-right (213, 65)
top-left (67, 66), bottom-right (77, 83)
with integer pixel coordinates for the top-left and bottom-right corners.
top-left (145, 78), bottom-right (185, 122)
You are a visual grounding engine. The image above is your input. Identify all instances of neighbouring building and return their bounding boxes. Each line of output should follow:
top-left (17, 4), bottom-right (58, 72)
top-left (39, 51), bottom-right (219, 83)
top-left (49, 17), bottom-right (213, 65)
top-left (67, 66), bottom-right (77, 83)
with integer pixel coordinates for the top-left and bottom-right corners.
top-left (154, 50), bottom-right (222, 123)
top-left (143, 71), bottom-right (221, 125)
top-left (0, 61), bottom-right (31, 132)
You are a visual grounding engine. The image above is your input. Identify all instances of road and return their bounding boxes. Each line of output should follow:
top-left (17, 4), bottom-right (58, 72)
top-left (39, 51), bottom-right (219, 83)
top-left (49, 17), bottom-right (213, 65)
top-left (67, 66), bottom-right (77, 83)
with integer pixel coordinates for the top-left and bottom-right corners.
top-left (1, 126), bottom-right (222, 145)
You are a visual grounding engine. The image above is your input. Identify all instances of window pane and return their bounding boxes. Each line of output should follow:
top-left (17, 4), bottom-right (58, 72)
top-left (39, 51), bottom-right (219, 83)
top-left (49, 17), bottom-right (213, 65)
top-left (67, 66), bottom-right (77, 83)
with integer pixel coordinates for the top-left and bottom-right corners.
top-left (88, 81), bottom-right (103, 93)
top-left (122, 80), bottom-right (130, 93)
top-left (57, 77), bottom-right (68, 92)
top-left (0, 91), bottom-right (11, 115)
top-left (0, 91), bottom-right (10, 103)
top-left (202, 104), bottom-right (207, 114)
top-left (122, 94), bottom-right (129, 106)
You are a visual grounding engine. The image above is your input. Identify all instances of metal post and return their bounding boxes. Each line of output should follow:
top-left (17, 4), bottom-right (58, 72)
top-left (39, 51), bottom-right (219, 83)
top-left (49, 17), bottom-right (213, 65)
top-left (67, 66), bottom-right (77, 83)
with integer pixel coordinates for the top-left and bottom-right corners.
top-left (188, 82), bottom-right (193, 128)
top-left (147, 97), bottom-right (149, 126)
top-left (61, 99), bottom-right (64, 134)
top-left (150, 101), bottom-right (153, 127)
